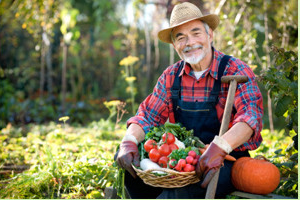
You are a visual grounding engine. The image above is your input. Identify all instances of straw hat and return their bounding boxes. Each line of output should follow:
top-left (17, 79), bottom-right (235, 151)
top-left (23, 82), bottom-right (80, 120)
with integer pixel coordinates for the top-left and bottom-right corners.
top-left (158, 2), bottom-right (219, 43)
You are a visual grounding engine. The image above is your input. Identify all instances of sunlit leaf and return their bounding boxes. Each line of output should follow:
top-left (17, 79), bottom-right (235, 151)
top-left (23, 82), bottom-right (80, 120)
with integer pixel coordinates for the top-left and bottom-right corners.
top-left (275, 96), bottom-right (293, 117)
top-left (289, 153), bottom-right (298, 161)
top-left (274, 149), bottom-right (282, 154)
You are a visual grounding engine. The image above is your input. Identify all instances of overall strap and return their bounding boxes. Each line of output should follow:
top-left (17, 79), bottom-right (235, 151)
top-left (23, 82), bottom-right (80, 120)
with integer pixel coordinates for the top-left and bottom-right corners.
top-left (171, 61), bottom-right (184, 100)
top-left (210, 55), bottom-right (231, 101)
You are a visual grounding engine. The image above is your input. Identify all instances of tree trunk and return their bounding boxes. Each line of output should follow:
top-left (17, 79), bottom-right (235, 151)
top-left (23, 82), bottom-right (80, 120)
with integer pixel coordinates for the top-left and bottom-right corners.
top-left (43, 2), bottom-right (53, 97)
top-left (144, 17), bottom-right (152, 94)
top-left (39, 40), bottom-right (45, 98)
top-left (152, 4), bottom-right (162, 70)
top-left (45, 41), bottom-right (53, 96)
top-left (76, 57), bottom-right (84, 100)
top-left (61, 42), bottom-right (68, 114)
top-left (264, 1), bottom-right (274, 133)
top-left (70, 68), bottom-right (77, 101)
top-left (107, 54), bottom-right (114, 96)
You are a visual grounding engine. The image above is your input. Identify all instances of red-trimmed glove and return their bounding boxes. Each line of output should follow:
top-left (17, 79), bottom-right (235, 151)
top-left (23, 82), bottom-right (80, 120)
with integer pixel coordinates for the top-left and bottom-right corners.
top-left (116, 141), bottom-right (140, 178)
top-left (196, 142), bottom-right (227, 188)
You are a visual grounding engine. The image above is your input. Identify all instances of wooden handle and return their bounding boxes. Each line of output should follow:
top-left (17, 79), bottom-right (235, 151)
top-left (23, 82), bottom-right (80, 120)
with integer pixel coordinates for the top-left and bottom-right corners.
top-left (205, 170), bottom-right (220, 198)
top-left (205, 76), bottom-right (248, 199)
top-left (221, 75), bottom-right (248, 83)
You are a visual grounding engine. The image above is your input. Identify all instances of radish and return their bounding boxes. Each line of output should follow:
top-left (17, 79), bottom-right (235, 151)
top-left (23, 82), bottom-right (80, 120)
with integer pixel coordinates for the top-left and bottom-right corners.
top-left (183, 164), bottom-right (195, 172)
top-left (185, 155), bottom-right (194, 164)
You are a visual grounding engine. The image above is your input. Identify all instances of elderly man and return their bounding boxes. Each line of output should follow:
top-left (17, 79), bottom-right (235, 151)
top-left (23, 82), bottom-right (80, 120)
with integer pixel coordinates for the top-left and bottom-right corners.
top-left (116, 2), bottom-right (263, 199)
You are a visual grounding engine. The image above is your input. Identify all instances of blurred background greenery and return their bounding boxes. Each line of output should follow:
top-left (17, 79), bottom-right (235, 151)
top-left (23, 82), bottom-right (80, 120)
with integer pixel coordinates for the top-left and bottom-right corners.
top-left (0, 0), bottom-right (297, 128)
top-left (0, 0), bottom-right (298, 198)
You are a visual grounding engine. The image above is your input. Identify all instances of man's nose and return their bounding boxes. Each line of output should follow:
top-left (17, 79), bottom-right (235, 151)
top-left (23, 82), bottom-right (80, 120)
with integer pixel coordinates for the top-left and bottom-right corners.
top-left (185, 35), bottom-right (196, 46)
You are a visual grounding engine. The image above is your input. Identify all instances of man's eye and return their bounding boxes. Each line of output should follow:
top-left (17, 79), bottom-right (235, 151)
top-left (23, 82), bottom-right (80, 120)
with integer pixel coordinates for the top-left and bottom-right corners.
top-left (177, 37), bottom-right (185, 41)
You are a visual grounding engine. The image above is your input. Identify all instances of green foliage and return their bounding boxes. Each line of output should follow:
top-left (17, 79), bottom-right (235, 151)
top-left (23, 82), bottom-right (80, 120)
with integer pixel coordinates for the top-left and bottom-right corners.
top-left (0, 80), bottom-right (16, 129)
top-left (0, 0), bottom-right (129, 126)
top-left (0, 0), bottom-right (298, 128)
top-left (213, 0), bottom-right (297, 131)
top-left (1, 170), bottom-right (55, 199)
top-left (60, 4), bottom-right (80, 44)
top-left (258, 47), bottom-right (298, 198)
top-left (145, 122), bottom-right (195, 143)
top-left (260, 47), bottom-right (298, 138)
top-left (0, 0), bottom-right (298, 197)
top-left (0, 120), bottom-right (125, 199)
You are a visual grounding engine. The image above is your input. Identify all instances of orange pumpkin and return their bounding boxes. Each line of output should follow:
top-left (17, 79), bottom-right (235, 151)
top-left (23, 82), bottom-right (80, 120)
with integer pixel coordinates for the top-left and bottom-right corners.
top-left (231, 156), bottom-right (280, 195)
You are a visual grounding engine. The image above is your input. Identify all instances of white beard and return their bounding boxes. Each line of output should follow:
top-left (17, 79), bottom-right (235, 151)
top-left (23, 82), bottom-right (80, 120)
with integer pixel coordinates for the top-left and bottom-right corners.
top-left (183, 52), bottom-right (206, 64)
top-left (180, 44), bottom-right (208, 65)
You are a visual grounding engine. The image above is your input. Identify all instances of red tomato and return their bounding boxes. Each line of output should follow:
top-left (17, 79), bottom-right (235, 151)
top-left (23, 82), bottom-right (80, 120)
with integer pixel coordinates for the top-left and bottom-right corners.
top-left (183, 164), bottom-right (195, 172)
top-left (169, 143), bottom-right (179, 152)
top-left (162, 132), bottom-right (175, 144)
top-left (177, 159), bottom-right (186, 168)
top-left (188, 150), bottom-right (197, 158)
top-left (158, 143), bottom-right (171, 156)
top-left (158, 156), bottom-right (169, 168)
top-left (144, 139), bottom-right (157, 153)
top-left (168, 159), bottom-right (177, 168)
top-left (149, 149), bottom-right (161, 163)
top-left (185, 156), bottom-right (194, 165)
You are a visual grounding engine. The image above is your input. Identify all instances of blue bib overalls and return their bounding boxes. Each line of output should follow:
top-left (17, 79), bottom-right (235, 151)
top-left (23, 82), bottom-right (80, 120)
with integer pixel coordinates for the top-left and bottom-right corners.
top-left (171, 56), bottom-right (229, 145)
top-left (124, 55), bottom-right (249, 199)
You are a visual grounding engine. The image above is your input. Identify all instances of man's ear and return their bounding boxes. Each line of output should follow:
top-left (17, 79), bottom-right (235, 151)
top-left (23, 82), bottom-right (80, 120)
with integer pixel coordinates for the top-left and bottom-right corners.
top-left (208, 29), bottom-right (213, 43)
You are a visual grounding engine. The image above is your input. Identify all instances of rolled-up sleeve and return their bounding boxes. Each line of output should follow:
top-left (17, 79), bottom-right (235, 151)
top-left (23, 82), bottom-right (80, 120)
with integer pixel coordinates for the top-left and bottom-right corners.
top-left (229, 59), bottom-right (263, 151)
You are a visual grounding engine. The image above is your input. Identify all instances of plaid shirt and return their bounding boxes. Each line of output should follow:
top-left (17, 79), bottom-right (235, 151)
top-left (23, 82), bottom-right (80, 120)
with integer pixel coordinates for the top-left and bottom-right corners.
top-left (127, 48), bottom-right (263, 151)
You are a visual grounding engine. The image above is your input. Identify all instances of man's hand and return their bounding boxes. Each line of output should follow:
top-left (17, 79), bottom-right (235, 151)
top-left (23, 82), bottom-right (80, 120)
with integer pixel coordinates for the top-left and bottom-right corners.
top-left (116, 141), bottom-right (140, 178)
top-left (196, 141), bottom-right (227, 188)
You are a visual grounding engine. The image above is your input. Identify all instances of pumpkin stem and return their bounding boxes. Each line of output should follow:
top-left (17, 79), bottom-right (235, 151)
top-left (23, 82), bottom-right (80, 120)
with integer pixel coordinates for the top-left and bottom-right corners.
top-left (254, 155), bottom-right (269, 161)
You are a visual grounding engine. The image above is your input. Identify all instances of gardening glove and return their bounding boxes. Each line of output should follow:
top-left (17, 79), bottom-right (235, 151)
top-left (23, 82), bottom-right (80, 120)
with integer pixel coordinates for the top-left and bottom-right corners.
top-left (116, 139), bottom-right (140, 178)
top-left (196, 136), bottom-right (232, 188)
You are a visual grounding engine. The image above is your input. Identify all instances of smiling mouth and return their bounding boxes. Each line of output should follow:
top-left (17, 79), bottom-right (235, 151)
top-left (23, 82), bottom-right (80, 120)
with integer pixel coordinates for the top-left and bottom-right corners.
top-left (183, 45), bottom-right (203, 53)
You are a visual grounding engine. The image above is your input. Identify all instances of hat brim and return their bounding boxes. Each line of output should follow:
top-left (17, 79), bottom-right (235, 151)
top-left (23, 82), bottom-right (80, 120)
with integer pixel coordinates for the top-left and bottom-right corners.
top-left (158, 14), bottom-right (219, 44)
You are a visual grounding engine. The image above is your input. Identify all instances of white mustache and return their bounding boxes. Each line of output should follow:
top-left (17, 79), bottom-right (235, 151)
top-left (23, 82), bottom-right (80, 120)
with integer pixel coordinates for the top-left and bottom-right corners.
top-left (183, 45), bottom-right (203, 53)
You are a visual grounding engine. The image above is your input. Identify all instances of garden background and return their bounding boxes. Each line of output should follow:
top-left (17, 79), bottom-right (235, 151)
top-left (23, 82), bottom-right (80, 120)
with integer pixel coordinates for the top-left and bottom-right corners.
top-left (0, 0), bottom-right (298, 198)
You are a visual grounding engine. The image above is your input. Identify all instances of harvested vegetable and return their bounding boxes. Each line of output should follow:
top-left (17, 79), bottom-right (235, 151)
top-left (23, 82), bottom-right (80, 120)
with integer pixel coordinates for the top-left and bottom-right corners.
top-left (138, 123), bottom-right (208, 173)
top-left (144, 139), bottom-right (158, 153)
top-left (174, 137), bottom-right (185, 149)
top-left (231, 156), bottom-right (280, 194)
top-left (140, 159), bottom-right (164, 174)
top-left (162, 132), bottom-right (176, 144)
top-left (149, 148), bottom-right (161, 162)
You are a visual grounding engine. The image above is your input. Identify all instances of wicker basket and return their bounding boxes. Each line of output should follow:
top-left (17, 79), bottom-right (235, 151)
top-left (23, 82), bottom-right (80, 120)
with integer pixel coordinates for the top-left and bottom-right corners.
top-left (132, 165), bottom-right (200, 188)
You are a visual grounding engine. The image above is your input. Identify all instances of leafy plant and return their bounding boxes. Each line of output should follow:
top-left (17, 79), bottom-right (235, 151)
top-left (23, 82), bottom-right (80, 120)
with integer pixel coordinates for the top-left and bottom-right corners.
top-left (0, 119), bottom-right (123, 199)
top-left (259, 46), bottom-right (298, 141)
top-left (257, 47), bottom-right (298, 197)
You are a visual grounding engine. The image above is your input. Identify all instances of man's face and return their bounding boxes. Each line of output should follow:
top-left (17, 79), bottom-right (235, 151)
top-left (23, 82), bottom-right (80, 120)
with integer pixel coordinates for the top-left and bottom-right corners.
top-left (172, 20), bottom-right (213, 65)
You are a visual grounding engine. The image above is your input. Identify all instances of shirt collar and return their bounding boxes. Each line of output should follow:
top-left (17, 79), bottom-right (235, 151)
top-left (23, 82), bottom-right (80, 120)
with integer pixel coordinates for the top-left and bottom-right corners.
top-left (178, 61), bottom-right (193, 77)
top-left (178, 48), bottom-right (223, 80)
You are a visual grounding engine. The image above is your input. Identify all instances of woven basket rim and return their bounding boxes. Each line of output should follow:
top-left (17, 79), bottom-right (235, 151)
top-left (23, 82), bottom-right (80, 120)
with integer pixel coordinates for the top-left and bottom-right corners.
top-left (132, 164), bottom-right (195, 175)
top-left (132, 164), bottom-right (200, 188)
